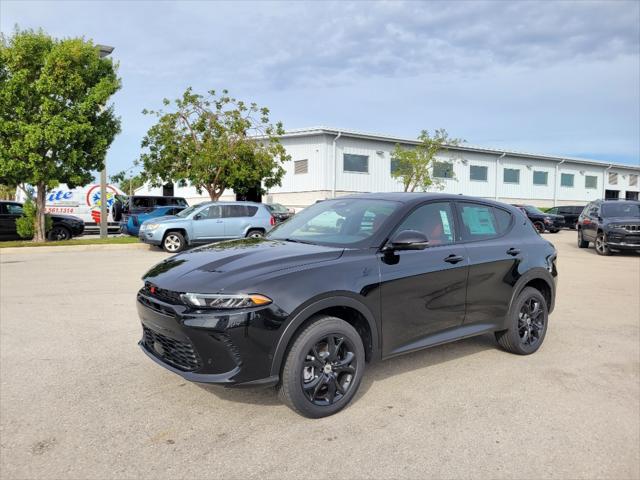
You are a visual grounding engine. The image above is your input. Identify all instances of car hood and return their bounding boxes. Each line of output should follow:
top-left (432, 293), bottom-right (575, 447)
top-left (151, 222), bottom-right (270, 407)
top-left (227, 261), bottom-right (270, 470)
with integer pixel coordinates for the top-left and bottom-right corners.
top-left (142, 238), bottom-right (344, 293)
top-left (142, 215), bottom-right (180, 224)
top-left (604, 217), bottom-right (640, 225)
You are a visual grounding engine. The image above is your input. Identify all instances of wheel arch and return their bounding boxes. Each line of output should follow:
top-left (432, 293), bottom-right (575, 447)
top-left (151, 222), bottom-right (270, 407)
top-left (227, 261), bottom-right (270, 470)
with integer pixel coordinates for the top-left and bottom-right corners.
top-left (504, 268), bottom-right (556, 328)
top-left (270, 294), bottom-right (380, 378)
top-left (163, 228), bottom-right (188, 242)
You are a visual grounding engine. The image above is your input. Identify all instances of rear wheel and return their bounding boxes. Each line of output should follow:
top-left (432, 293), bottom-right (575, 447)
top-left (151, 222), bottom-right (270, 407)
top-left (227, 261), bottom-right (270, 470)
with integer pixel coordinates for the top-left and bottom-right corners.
top-left (533, 221), bottom-right (545, 234)
top-left (48, 226), bottom-right (71, 241)
top-left (246, 229), bottom-right (265, 239)
top-left (162, 231), bottom-right (186, 253)
top-left (549, 229), bottom-right (559, 233)
top-left (577, 229), bottom-right (589, 248)
top-left (279, 316), bottom-right (365, 418)
top-left (495, 287), bottom-right (548, 355)
top-left (595, 232), bottom-right (612, 256)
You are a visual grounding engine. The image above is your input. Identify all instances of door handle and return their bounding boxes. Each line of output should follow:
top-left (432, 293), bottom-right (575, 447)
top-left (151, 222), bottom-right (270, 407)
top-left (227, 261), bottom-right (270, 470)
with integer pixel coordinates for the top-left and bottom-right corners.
top-left (444, 254), bottom-right (464, 264)
top-left (506, 248), bottom-right (521, 256)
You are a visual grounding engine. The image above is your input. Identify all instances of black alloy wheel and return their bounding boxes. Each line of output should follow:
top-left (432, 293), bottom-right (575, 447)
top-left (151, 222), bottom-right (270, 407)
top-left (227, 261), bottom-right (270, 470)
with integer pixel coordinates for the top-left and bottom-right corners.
top-left (495, 286), bottom-right (548, 355)
top-left (279, 315), bottom-right (365, 418)
top-left (517, 297), bottom-right (545, 348)
top-left (48, 226), bottom-right (71, 241)
top-left (577, 229), bottom-right (589, 248)
top-left (302, 334), bottom-right (357, 406)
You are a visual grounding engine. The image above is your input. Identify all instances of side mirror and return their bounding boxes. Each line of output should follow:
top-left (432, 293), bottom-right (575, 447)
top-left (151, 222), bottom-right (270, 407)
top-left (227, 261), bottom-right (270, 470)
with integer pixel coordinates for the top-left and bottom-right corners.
top-left (193, 214), bottom-right (203, 220)
top-left (386, 230), bottom-right (429, 251)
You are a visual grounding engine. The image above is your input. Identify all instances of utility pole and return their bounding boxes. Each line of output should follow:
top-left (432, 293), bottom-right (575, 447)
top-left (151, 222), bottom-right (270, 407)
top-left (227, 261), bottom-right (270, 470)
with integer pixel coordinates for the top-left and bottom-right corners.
top-left (98, 44), bottom-right (114, 239)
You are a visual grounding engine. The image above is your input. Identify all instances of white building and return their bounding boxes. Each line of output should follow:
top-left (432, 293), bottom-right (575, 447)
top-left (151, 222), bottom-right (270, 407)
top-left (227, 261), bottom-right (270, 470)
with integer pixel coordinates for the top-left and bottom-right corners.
top-left (138, 126), bottom-right (640, 209)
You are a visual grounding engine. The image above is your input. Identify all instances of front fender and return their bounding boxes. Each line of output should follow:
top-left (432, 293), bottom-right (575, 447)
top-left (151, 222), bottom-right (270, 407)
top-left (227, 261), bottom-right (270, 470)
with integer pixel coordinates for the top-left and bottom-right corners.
top-left (269, 293), bottom-right (380, 378)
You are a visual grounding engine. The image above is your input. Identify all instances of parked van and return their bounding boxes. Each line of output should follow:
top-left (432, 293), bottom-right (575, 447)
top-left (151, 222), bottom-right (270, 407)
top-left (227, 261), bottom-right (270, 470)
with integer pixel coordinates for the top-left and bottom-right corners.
top-left (15, 184), bottom-right (125, 231)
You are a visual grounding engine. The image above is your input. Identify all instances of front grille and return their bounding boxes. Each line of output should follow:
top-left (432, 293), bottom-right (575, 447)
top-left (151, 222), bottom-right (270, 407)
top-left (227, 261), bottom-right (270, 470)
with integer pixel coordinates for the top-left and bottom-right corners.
top-left (142, 326), bottom-right (201, 371)
top-left (144, 282), bottom-right (183, 305)
top-left (618, 224), bottom-right (640, 232)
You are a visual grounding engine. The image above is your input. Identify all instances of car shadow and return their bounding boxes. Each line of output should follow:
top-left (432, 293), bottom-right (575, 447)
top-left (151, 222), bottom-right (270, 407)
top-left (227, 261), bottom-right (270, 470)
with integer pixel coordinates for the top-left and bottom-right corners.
top-left (194, 333), bottom-right (497, 408)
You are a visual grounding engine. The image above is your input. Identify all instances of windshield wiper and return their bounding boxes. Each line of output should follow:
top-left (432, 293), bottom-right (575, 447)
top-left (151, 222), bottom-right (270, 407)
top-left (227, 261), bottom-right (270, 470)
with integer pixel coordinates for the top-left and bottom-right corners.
top-left (283, 238), bottom-right (316, 245)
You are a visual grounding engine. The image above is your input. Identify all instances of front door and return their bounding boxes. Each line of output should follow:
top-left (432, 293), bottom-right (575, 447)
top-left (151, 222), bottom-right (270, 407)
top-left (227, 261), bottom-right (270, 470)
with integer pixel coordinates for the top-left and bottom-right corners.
top-left (0, 203), bottom-right (23, 240)
top-left (191, 205), bottom-right (224, 241)
top-left (380, 201), bottom-right (468, 357)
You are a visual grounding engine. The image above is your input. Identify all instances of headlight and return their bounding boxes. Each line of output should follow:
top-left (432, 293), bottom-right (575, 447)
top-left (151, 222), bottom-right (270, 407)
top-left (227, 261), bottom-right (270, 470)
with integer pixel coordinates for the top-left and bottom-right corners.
top-left (143, 223), bottom-right (160, 231)
top-left (180, 293), bottom-right (272, 309)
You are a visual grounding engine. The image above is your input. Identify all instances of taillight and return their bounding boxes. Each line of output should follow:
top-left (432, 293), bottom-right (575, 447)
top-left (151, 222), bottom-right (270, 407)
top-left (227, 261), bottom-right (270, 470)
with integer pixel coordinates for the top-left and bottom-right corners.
top-left (270, 215), bottom-right (276, 226)
top-left (583, 219), bottom-right (591, 225)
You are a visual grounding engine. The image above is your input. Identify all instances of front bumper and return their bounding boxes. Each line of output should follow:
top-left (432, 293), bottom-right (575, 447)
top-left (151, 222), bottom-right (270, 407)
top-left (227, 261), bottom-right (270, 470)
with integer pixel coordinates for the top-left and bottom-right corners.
top-left (136, 290), bottom-right (288, 386)
top-left (546, 219), bottom-right (565, 230)
top-left (605, 230), bottom-right (640, 250)
top-left (138, 229), bottom-right (162, 246)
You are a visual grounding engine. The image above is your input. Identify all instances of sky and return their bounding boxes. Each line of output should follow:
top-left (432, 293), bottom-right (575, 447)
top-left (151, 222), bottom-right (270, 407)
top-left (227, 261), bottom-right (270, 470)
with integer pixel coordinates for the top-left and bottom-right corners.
top-left (2, 0), bottom-right (639, 175)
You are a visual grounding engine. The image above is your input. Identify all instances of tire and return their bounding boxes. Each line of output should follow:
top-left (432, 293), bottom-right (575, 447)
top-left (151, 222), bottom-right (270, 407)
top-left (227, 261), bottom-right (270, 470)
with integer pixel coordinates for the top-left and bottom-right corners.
top-left (48, 225), bottom-right (71, 241)
top-left (577, 229), bottom-right (589, 248)
top-left (246, 229), bottom-right (265, 239)
top-left (278, 316), bottom-right (365, 418)
top-left (533, 221), bottom-right (545, 234)
top-left (495, 286), bottom-right (549, 355)
top-left (549, 229), bottom-right (559, 233)
top-left (162, 231), bottom-right (186, 253)
top-left (595, 232), bottom-right (612, 256)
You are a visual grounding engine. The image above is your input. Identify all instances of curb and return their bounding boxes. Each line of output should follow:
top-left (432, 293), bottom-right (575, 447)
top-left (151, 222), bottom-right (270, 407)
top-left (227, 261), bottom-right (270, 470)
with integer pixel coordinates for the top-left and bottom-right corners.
top-left (0, 242), bottom-right (156, 255)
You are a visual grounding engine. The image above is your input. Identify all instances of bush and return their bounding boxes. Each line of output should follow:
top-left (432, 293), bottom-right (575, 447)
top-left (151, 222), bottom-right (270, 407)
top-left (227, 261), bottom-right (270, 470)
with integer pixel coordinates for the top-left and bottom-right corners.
top-left (15, 200), bottom-right (52, 239)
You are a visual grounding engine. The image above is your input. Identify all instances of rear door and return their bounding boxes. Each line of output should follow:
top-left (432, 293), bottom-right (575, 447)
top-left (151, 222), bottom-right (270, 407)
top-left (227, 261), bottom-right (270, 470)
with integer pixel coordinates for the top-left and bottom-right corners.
top-left (456, 202), bottom-right (518, 327)
top-left (380, 201), bottom-right (468, 356)
top-left (221, 205), bottom-right (250, 238)
top-left (191, 205), bottom-right (224, 241)
top-left (582, 203), bottom-right (599, 241)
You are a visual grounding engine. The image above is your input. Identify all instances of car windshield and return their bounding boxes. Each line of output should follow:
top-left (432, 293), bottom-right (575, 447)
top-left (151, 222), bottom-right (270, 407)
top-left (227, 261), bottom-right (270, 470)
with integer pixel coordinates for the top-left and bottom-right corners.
top-left (524, 205), bottom-right (545, 215)
top-left (602, 203), bottom-right (640, 218)
top-left (175, 205), bottom-right (199, 218)
top-left (267, 198), bottom-right (400, 247)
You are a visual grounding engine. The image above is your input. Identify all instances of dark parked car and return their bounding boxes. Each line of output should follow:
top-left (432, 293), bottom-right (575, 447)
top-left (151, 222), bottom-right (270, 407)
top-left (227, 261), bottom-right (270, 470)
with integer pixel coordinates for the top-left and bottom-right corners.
top-left (137, 193), bottom-right (557, 417)
top-left (545, 205), bottom-right (585, 229)
top-left (512, 204), bottom-right (565, 233)
top-left (577, 199), bottom-right (640, 255)
top-left (265, 203), bottom-right (294, 223)
top-left (0, 201), bottom-right (84, 241)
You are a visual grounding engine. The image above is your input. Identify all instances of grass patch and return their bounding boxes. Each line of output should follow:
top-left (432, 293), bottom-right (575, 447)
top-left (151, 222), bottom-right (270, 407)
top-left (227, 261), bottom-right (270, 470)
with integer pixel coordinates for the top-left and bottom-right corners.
top-left (0, 236), bottom-right (140, 248)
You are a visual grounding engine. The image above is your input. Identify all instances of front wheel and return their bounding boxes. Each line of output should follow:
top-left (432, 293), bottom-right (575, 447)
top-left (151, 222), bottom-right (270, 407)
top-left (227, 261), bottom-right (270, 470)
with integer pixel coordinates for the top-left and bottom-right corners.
top-left (533, 221), bottom-right (545, 234)
top-left (279, 316), bottom-right (365, 418)
top-left (162, 232), bottom-right (186, 253)
top-left (495, 287), bottom-right (548, 355)
top-left (48, 226), bottom-right (71, 241)
top-left (595, 232), bottom-right (612, 256)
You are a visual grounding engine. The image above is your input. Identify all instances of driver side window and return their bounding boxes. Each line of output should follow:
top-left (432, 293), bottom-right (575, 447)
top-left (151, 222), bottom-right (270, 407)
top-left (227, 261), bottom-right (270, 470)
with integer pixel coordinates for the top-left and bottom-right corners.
top-left (197, 206), bottom-right (220, 219)
top-left (395, 202), bottom-right (455, 246)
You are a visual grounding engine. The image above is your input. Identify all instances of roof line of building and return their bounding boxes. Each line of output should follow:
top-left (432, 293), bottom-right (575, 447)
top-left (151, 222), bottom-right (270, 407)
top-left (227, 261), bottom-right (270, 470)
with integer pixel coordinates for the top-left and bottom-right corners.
top-left (279, 126), bottom-right (640, 172)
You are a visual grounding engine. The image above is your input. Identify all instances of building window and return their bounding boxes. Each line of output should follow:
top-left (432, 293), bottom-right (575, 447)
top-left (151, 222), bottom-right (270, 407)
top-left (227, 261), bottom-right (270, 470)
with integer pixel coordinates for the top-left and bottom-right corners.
top-left (433, 161), bottom-right (454, 179)
top-left (469, 165), bottom-right (488, 181)
top-left (629, 174), bottom-right (638, 187)
top-left (390, 158), bottom-right (400, 175)
top-left (533, 171), bottom-right (548, 185)
top-left (560, 173), bottom-right (574, 187)
top-left (503, 168), bottom-right (520, 184)
top-left (294, 159), bottom-right (308, 175)
top-left (608, 172), bottom-right (618, 185)
top-left (343, 153), bottom-right (368, 173)
top-left (585, 175), bottom-right (598, 189)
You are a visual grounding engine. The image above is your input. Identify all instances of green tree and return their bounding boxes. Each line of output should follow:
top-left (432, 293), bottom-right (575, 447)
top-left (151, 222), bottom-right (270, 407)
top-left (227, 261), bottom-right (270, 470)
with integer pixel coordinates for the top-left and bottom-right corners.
top-left (110, 170), bottom-right (145, 196)
top-left (391, 129), bottom-right (463, 192)
top-left (138, 88), bottom-right (289, 201)
top-left (0, 28), bottom-right (121, 241)
top-left (15, 199), bottom-right (52, 239)
top-left (0, 184), bottom-right (16, 200)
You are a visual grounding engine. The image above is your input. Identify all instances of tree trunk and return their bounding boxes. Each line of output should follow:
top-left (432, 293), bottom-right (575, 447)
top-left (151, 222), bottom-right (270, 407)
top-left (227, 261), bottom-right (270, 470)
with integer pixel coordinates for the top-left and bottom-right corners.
top-left (206, 185), bottom-right (222, 201)
top-left (34, 181), bottom-right (47, 242)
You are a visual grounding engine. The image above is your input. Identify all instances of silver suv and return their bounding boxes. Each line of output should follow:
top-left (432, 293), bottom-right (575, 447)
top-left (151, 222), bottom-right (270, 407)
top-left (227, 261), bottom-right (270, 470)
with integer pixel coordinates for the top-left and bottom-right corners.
top-left (139, 201), bottom-right (277, 252)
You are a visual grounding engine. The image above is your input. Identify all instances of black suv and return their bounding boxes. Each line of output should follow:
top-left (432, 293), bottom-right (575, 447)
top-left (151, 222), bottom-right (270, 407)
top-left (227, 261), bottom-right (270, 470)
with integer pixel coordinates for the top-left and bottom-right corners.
top-left (0, 201), bottom-right (84, 241)
top-left (545, 205), bottom-right (584, 229)
top-left (512, 204), bottom-right (565, 233)
top-left (577, 199), bottom-right (640, 255)
top-left (137, 193), bottom-right (557, 417)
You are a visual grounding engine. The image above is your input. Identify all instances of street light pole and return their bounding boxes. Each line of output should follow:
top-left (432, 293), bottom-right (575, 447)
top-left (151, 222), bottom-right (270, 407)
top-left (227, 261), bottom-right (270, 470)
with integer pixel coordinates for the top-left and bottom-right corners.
top-left (97, 45), bottom-right (114, 239)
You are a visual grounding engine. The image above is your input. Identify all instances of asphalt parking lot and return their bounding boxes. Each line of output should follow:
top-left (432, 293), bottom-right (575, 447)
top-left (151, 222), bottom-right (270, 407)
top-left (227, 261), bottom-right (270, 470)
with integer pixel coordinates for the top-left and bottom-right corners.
top-left (1, 230), bottom-right (638, 479)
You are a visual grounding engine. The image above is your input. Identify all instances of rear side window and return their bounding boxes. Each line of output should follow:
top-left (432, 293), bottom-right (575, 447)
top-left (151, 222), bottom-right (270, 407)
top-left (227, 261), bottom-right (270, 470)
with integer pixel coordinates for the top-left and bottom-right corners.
top-left (247, 206), bottom-right (258, 217)
top-left (458, 202), bottom-right (508, 240)
top-left (396, 202), bottom-right (455, 246)
top-left (222, 205), bottom-right (249, 218)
